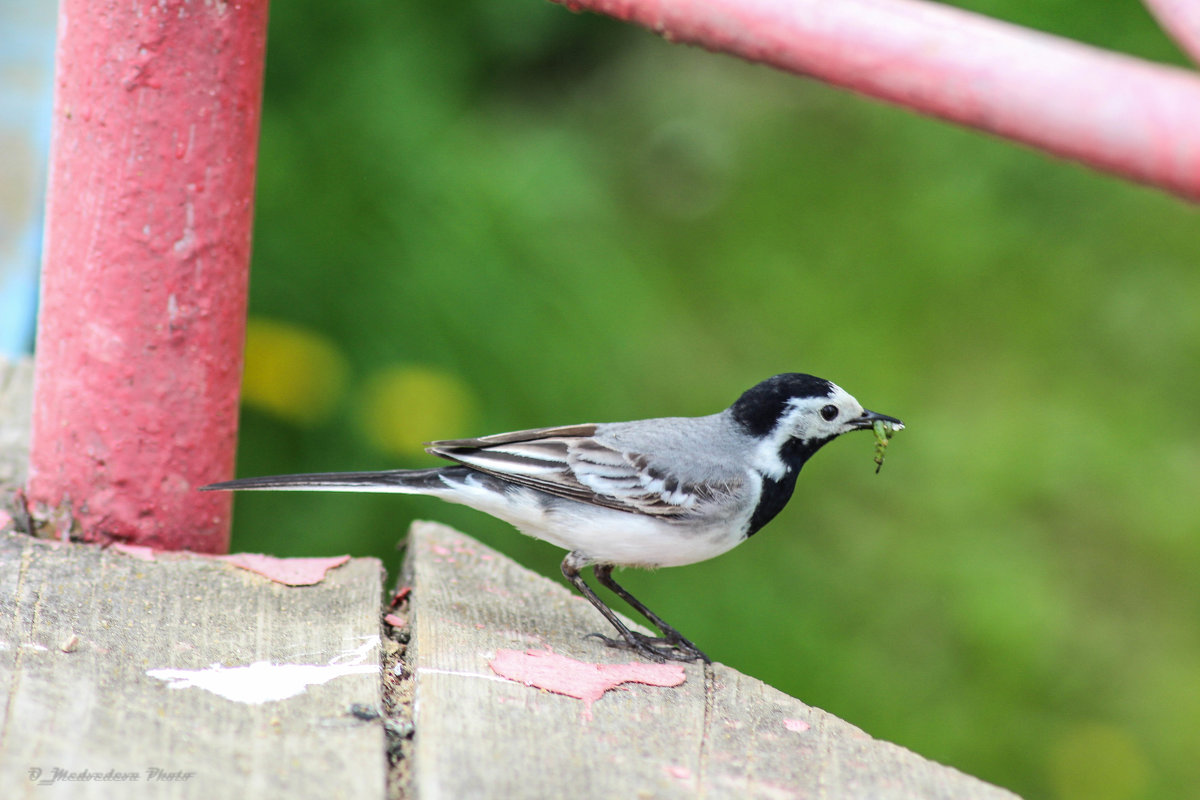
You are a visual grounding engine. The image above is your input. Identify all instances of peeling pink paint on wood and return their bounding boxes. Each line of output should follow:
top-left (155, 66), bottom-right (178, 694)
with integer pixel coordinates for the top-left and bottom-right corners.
top-left (110, 542), bottom-right (159, 561)
top-left (218, 553), bottom-right (352, 586)
top-left (488, 649), bottom-right (687, 715)
top-left (28, 0), bottom-right (269, 552)
top-left (103, 545), bottom-right (351, 584)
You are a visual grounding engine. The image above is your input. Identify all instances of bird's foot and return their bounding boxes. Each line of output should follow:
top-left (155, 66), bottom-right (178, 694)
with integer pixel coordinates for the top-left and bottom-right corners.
top-left (588, 630), bottom-right (710, 664)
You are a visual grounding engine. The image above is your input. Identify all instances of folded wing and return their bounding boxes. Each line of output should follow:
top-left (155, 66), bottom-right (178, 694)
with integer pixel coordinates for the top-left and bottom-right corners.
top-left (426, 424), bottom-right (743, 517)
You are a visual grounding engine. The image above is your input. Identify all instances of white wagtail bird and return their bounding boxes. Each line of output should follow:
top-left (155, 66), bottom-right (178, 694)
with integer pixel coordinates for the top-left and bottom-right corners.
top-left (204, 373), bottom-right (902, 663)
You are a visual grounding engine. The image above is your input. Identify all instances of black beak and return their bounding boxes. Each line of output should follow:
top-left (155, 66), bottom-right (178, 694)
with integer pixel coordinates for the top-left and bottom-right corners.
top-left (852, 409), bottom-right (904, 431)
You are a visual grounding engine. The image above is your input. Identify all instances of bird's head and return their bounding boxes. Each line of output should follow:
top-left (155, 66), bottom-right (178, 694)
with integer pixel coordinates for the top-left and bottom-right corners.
top-left (731, 373), bottom-right (903, 468)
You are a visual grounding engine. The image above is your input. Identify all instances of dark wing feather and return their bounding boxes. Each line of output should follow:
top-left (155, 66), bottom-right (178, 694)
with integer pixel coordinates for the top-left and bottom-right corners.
top-left (426, 423), bottom-right (600, 449)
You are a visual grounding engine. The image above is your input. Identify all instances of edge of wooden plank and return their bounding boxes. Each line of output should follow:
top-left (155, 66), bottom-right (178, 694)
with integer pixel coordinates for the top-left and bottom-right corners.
top-left (404, 520), bottom-right (1022, 800)
top-left (0, 532), bottom-right (388, 799)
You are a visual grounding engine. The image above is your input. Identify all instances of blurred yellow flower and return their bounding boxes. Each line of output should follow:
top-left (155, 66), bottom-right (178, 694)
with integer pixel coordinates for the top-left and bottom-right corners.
top-left (1048, 722), bottom-right (1148, 800)
top-left (357, 365), bottom-right (476, 458)
top-left (240, 317), bottom-right (348, 426)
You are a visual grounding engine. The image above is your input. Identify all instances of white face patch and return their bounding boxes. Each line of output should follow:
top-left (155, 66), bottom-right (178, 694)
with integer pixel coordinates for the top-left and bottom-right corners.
top-left (749, 384), bottom-right (867, 477)
top-left (789, 384), bottom-right (866, 442)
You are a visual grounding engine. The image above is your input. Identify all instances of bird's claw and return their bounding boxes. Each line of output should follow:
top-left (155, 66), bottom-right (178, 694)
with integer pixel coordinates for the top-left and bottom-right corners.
top-left (587, 631), bottom-right (710, 664)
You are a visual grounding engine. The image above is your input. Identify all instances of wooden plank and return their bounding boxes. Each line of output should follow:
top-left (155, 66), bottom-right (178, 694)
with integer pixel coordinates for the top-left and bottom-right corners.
top-left (0, 532), bottom-right (387, 799)
top-left (405, 520), bottom-right (1021, 800)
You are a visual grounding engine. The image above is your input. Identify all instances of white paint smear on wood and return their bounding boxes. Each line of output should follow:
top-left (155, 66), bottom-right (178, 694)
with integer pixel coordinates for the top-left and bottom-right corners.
top-left (147, 635), bottom-right (380, 704)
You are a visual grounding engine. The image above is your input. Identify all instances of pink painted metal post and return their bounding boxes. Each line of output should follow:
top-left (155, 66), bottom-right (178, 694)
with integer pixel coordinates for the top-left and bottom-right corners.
top-left (555, 0), bottom-right (1200, 202)
top-left (1142, 0), bottom-right (1200, 66)
top-left (28, 0), bottom-right (269, 552)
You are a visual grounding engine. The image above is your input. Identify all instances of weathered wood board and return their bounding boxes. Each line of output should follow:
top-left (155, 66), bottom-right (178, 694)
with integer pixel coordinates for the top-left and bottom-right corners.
top-left (404, 520), bottom-right (1021, 800)
top-left (0, 533), bottom-right (387, 799)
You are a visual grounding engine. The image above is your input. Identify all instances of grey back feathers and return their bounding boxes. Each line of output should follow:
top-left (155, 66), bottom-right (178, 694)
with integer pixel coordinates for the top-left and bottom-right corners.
top-left (429, 417), bottom-right (748, 518)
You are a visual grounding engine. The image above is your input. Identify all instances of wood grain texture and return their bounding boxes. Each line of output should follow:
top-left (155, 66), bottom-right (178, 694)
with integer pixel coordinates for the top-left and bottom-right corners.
top-left (405, 520), bottom-right (1021, 800)
top-left (0, 532), bottom-right (386, 799)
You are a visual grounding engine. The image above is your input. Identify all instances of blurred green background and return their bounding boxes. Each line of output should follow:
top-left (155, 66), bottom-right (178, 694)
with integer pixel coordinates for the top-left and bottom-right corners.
top-left (230, 1), bottom-right (1200, 797)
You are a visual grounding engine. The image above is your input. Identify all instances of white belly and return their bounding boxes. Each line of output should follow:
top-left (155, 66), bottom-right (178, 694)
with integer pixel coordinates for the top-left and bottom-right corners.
top-left (436, 477), bottom-right (750, 569)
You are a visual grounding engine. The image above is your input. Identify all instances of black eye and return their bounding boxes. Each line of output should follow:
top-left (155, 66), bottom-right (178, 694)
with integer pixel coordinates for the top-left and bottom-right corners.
top-left (820, 404), bottom-right (839, 421)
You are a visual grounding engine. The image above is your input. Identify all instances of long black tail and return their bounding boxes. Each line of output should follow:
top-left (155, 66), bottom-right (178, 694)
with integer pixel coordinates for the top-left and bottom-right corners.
top-left (201, 467), bottom-right (462, 494)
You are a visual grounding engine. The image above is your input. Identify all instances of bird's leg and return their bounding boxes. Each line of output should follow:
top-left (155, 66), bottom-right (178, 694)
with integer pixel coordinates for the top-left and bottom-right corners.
top-left (561, 553), bottom-right (667, 662)
top-left (593, 564), bottom-right (710, 663)
top-left (560, 553), bottom-right (708, 663)
top-left (560, 553), bottom-right (706, 663)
